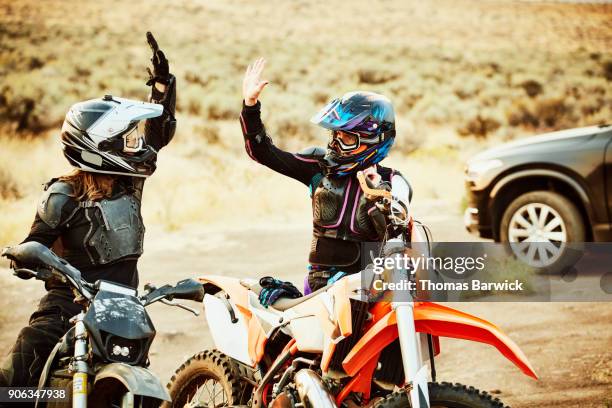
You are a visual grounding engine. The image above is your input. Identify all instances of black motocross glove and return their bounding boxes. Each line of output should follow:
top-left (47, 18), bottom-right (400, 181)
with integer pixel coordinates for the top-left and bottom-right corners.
top-left (258, 277), bottom-right (302, 308)
top-left (145, 31), bottom-right (170, 86)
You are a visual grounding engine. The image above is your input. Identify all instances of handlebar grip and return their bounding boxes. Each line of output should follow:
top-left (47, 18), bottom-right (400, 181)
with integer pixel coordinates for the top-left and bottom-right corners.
top-left (13, 268), bottom-right (37, 280)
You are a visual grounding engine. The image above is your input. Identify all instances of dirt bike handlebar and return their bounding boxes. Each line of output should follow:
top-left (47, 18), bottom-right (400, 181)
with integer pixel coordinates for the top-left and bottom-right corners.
top-left (140, 279), bottom-right (204, 316)
top-left (2, 242), bottom-right (94, 300)
top-left (356, 171), bottom-right (409, 228)
top-left (356, 171), bottom-right (392, 199)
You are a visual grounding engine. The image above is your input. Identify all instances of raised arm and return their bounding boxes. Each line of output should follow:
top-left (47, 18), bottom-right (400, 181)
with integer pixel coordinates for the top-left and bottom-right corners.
top-left (240, 58), bottom-right (320, 186)
top-left (143, 32), bottom-right (176, 152)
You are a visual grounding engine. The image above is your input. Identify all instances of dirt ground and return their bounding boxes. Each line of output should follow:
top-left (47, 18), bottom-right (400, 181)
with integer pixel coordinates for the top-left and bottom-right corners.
top-left (0, 201), bottom-right (611, 408)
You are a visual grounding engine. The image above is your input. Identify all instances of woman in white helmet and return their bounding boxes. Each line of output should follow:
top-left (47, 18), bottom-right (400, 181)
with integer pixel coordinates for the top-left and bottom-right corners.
top-left (0, 32), bottom-right (177, 389)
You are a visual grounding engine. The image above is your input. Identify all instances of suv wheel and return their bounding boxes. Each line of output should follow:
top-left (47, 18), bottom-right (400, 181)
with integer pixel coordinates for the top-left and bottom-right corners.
top-left (500, 191), bottom-right (585, 270)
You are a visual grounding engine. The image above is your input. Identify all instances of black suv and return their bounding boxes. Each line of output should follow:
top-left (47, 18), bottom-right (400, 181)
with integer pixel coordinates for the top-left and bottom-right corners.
top-left (465, 125), bottom-right (612, 252)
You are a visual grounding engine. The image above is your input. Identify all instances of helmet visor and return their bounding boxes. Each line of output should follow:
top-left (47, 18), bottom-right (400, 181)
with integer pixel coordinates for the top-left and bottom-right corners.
top-left (310, 98), bottom-right (371, 132)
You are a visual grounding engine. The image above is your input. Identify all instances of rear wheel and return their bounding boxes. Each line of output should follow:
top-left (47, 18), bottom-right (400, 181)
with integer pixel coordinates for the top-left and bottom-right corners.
top-left (162, 350), bottom-right (251, 408)
top-left (375, 382), bottom-right (508, 408)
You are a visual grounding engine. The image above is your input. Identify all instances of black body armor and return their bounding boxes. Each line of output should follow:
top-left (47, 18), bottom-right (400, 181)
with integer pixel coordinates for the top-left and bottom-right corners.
top-left (37, 179), bottom-right (145, 267)
top-left (79, 195), bottom-right (144, 264)
top-left (308, 166), bottom-right (401, 271)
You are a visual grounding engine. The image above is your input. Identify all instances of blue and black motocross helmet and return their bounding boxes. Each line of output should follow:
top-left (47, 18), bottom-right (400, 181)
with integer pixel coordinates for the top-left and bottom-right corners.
top-left (310, 91), bottom-right (395, 177)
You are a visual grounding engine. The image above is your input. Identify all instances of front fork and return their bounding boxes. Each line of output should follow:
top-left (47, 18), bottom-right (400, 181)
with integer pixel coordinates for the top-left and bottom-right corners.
top-left (69, 313), bottom-right (136, 408)
top-left (385, 234), bottom-right (431, 407)
top-left (71, 312), bottom-right (89, 408)
top-left (394, 303), bottom-right (430, 408)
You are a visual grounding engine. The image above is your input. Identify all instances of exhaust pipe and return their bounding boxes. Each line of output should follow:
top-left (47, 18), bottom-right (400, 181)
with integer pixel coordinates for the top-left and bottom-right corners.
top-left (294, 369), bottom-right (338, 408)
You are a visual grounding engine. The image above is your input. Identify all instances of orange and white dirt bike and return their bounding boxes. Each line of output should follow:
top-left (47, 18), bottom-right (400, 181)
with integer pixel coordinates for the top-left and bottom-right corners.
top-left (165, 173), bottom-right (537, 408)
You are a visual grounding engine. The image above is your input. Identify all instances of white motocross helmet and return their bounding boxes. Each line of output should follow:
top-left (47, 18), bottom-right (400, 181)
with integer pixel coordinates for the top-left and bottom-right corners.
top-left (61, 95), bottom-right (163, 177)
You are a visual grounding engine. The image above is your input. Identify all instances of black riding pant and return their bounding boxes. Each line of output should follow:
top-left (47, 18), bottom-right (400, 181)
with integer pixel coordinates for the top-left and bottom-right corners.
top-left (0, 289), bottom-right (80, 391)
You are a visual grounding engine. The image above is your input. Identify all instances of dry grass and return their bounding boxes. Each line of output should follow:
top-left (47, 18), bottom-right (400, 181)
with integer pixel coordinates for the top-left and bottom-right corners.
top-left (0, 0), bottom-right (611, 246)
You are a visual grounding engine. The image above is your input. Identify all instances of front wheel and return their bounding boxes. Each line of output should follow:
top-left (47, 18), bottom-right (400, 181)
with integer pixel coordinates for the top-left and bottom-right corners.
top-left (499, 190), bottom-right (585, 272)
top-left (375, 382), bottom-right (508, 408)
top-left (162, 350), bottom-right (251, 408)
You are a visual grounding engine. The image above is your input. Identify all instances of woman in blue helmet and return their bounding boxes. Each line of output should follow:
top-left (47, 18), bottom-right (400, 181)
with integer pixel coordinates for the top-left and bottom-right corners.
top-left (240, 58), bottom-right (411, 293)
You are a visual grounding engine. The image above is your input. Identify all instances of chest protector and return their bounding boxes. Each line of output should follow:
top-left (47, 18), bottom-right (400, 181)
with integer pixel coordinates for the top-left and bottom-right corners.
top-left (80, 195), bottom-right (145, 265)
top-left (312, 175), bottom-right (381, 241)
top-left (309, 168), bottom-right (394, 269)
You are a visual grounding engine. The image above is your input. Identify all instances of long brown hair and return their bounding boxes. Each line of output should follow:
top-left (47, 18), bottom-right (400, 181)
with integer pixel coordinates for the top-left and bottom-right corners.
top-left (58, 170), bottom-right (116, 201)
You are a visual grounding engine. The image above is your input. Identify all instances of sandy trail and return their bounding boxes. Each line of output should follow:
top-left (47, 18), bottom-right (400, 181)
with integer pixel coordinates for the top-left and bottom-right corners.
top-left (0, 203), bottom-right (610, 407)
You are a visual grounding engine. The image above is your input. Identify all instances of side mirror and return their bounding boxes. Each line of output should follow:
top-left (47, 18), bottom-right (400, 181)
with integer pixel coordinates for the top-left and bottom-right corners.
top-left (170, 279), bottom-right (204, 302)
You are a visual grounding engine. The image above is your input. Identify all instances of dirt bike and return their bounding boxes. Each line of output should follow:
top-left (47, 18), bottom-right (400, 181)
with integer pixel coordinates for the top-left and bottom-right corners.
top-left (165, 172), bottom-right (537, 408)
top-left (1, 241), bottom-right (204, 408)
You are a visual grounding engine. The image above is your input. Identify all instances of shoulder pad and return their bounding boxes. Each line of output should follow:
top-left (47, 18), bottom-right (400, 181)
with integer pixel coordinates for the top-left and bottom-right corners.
top-left (297, 146), bottom-right (326, 159)
top-left (37, 181), bottom-right (75, 228)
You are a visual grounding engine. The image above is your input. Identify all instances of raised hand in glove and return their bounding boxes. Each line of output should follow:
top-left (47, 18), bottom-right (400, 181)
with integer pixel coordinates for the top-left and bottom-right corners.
top-left (145, 31), bottom-right (170, 86)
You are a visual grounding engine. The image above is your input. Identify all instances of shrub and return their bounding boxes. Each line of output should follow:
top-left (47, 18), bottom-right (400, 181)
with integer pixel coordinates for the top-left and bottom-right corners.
top-left (207, 104), bottom-right (236, 121)
top-left (458, 114), bottom-right (501, 138)
top-left (400, 92), bottom-right (423, 112)
top-left (74, 67), bottom-right (91, 78)
top-left (194, 123), bottom-right (220, 144)
top-left (357, 69), bottom-right (399, 85)
top-left (395, 120), bottom-right (424, 154)
top-left (273, 117), bottom-right (314, 141)
top-left (507, 97), bottom-right (577, 130)
top-left (28, 56), bottom-right (44, 70)
top-left (0, 167), bottom-right (21, 200)
top-left (187, 98), bottom-right (201, 116)
top-left (520, 79), bottom-right (543, 98)
top-left (534, 97), bottom-right (573, 128)
top-left (603, 60), bottom-right (612, 82)
top-left (312, 90), bottom-right (330, 105)
top-left (507, 100), bottom-right (539, 128)
top-left (185, 71), bottom-right (216, 87)
top-left (2, 96), bottom-right (37, 131)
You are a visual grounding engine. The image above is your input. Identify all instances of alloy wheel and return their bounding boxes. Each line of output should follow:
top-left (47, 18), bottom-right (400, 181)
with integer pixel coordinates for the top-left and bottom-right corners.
top-left (507, 202), bottom-right (567, 267)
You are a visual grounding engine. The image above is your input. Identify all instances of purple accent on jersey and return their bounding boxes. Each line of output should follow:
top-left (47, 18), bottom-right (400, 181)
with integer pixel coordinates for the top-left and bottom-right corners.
top-left (322, 178), bottom-right (352, 228)
top-left (350, 187), bottom-right (363, 235)
top-left (303, 275), bottom-right (312, 295)
top-left (292, 154), bottom-right (320, 163)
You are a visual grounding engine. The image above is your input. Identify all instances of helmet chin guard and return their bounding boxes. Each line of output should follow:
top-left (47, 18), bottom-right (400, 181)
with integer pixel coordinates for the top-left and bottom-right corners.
top-left (61, 95), bottom-right (163, 177)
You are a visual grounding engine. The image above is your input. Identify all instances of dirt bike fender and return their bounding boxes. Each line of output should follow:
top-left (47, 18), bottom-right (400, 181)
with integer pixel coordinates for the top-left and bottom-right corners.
top-left (94, 363), bottom-right (171, 401)
top-left (342, 302), bottom-right (537, 379)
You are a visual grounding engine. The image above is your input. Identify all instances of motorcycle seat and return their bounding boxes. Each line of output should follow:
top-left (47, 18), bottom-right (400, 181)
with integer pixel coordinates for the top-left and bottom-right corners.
top-left (240, 280), bottom-right (329, 311)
